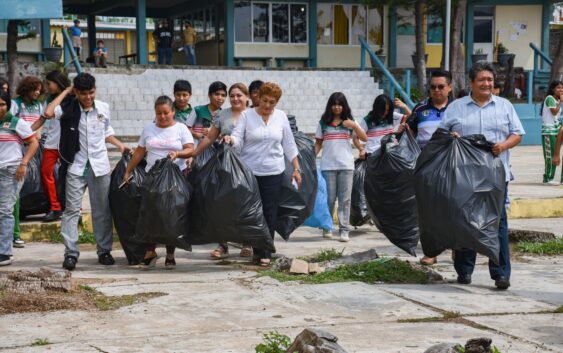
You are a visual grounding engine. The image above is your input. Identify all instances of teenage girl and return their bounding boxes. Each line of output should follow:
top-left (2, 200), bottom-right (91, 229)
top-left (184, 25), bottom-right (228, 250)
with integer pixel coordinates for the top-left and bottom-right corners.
top-left (314, 92), bottom-right (367, 242)
top-left (357, 94), bottom-right (396, 159)
top-left (540, 80), bottom-right (563, 184)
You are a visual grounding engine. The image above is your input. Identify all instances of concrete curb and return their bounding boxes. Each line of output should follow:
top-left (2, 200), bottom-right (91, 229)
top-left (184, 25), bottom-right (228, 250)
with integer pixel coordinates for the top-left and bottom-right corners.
top-left (508, 197), bottom-right (563, 219)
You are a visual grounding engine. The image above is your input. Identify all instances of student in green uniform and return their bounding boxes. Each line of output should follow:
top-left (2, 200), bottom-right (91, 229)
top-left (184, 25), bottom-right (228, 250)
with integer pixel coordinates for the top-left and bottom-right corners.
top-left (172, 80), bottom-right (193, 124)
top-left (540, 80), bottom-right (563, 184)
top-left (186, 81), bottom-right (227, 146)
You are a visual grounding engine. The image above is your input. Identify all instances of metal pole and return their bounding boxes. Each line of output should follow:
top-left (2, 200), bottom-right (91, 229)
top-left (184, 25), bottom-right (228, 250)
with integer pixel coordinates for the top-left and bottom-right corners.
top-left (445, 0), bottom-right (451, 70)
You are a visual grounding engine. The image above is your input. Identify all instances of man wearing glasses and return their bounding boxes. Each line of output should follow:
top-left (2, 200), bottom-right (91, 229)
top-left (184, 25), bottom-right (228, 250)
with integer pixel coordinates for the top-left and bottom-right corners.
top-left (402, 69), bottom-right (453, 266)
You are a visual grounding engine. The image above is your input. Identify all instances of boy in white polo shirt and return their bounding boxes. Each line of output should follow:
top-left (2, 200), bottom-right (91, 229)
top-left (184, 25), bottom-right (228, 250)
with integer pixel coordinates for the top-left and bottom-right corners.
top-left (43, 73), bottom-right (129, 271)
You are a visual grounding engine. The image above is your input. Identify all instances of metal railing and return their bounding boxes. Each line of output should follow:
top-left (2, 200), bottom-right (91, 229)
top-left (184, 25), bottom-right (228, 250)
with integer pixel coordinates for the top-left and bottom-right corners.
top-left (529, 42), bottom-right (552, 78)
top-left (359, 36), bottom-right (415, 109)
top-left (61, 28), bottom-right (83, 74)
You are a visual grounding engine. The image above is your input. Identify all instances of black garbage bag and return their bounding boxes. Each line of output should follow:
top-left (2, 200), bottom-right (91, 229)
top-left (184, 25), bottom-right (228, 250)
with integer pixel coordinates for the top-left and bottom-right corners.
top-left (134, 158), bottom-right (192, 250)
top-left (189, 144), bottom-right (274, 251)
top-left (275, 132), bottom-right (317, 240)
top-left (287, 115), bottom-right (298, 133)
top-left (187, 142), bottom-right (217, 184)
top-left (350, 159), bottom-right (370, 227)
top-left (109, 153), bottom-right (147, 263)
top-left (365, 130), bottom-right (421, 256)
top-left (414, 129), bottom-right (505, 264)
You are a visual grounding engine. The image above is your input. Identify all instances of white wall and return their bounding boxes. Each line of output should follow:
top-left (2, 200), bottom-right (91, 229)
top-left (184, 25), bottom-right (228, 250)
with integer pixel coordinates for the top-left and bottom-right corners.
top-left (495, 5), bottom-right (542, 70)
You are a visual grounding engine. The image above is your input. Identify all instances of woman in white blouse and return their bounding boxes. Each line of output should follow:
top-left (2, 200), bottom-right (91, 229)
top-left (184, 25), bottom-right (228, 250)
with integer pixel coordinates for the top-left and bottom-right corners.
top-left (226, 82), bottom-right (301, 266)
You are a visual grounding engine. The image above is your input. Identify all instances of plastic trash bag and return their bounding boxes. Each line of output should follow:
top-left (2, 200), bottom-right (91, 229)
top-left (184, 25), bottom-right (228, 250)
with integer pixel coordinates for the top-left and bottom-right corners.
top-left (189, 144), bottom-right (275, 251)
top-left (414, 129), bottom-right (505, 264)
top-left (109, 153), bottom-right (147, 263)
top-left (350, 159), bottom-right (370, 227)
top-left (19, 144), bottom-right (64, 216)
top-left (187, 141), bottom-right (217, 184)
top-left (304, 169), bottom-right (333, 231)
top-left (275, 132), bottom-right (318, 240)
top-left (134, 157), bottom-right (192, 250)
top-left (365, 130), bottom-right (421, 256)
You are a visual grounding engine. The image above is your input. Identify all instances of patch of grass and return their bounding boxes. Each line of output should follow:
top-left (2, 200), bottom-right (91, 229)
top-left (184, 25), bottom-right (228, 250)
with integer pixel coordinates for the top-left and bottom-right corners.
top-left (77, 284), bottom-right (165, 311)
top-left (31, 338), bottom-right (51, 346)
top-left (399, 311), bottom-right (462, 323)
top-left (47, 222), bottom-right (96, 244)
top-left (298, 248), bottom-right (344, 263)
top-left (255, 331), bottom-right (292, 353)
top-left (515, 238), bottom-right (563, 255)
top-left (261, 258), bottom-right (429, 285)
top-left (555, 306), bottom-right (563, 314)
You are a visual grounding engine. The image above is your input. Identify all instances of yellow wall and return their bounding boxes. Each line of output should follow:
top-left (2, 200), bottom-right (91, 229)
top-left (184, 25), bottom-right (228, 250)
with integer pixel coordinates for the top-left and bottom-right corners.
top-left (317, 44), bottom-right (381, 68)
top-left (495, 5), bottom-right (542, 69)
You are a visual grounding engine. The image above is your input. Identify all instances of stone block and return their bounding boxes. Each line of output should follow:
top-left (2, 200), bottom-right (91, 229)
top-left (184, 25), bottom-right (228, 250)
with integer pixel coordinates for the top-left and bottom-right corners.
top-left (289, 259), bottom-right (309, 275)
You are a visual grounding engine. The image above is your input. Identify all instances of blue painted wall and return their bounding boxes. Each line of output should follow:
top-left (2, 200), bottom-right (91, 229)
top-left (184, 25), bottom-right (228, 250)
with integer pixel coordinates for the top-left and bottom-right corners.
top-left (0, 0), bottom-right (62, 20)
top-left (514, 103), bottom-right (542, 145)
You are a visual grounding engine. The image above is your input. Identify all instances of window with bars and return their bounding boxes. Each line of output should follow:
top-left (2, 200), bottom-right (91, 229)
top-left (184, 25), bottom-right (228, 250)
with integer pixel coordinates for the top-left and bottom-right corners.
top-left (317, 4), bottom-right (383, 46)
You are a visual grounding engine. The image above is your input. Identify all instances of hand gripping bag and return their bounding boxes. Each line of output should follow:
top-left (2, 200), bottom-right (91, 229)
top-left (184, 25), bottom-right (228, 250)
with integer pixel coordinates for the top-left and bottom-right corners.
top-left (365, 130), bottom-right (421, 256)
top-left (350, 159), bottom-right (370, 227)
top-left (304, 169), bottom-right (333, 231)
top-left (414, 129), bottom-right (505, 264)
top-left (109, 153), bottom-right (147, 263)
top-left (134, 157), bottom-right (192, 250)
top-left (275, 132), bottom-right (318, 240)
top-left (187, 141), bottom-right (217, 184)
top-left (189, 144), bottom-right (275, 251)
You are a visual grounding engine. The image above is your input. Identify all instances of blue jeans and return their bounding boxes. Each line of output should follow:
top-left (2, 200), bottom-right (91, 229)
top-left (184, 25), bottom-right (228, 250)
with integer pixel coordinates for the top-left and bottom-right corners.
top-left (0, 166), bottom-right (22, 256)
top-left (454, 185), bottom-right (510, 280)
top-left (157, 47), bottom-right (172, 65)
top-left (322, 170), bottom-right (354, 234)
top-left (184, 45), bottom-right (196, 65)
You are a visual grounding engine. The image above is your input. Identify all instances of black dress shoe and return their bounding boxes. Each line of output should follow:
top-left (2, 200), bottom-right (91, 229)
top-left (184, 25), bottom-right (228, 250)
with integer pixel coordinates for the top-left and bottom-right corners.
top-left (495, 277), bottom-right (510, 290)
top-left (42, 210), bottom-right (62, 222)
top-left (98, 253), bottom-right (115, 265)
top-left (457, 274), bottom-right (472, 284)
top-left (62, 256), bottom-right (77, 270)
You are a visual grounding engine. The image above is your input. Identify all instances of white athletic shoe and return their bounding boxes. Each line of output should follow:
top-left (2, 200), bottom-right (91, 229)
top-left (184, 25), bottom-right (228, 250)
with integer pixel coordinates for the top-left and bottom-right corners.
top-left (543, 180), bottom-right (560, 185)
top-left (322, 229), bottom-right (333, 239)
top-left (339, 232), bottom-right (350, 242)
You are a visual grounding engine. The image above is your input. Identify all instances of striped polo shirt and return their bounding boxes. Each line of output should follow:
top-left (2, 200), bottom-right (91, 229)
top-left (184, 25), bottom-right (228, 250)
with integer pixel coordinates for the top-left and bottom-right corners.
top-left (407, 98), bottom-right (451, 148)
top-left (0, 112), bottom-right (34, 168)
top-left (359, 116), bottom-right (394, 153)
top-left (315, 119), bottom-right (354, 171)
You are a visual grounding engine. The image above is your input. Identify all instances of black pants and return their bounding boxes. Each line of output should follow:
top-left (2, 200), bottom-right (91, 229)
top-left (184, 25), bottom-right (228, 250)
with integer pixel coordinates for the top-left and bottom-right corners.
top-left (253, 173), bottom-right (284, 259)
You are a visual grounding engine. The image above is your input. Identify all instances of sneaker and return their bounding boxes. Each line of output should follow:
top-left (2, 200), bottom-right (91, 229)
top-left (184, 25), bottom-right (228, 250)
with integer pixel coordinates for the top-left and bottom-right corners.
top-left (339, 232), bottom-right (350, 242)
top-left (322, 229), bottom-right (333, 239)
top-left (98, 252), bottom-right (115, 265)
top-left (494, 276), bottom-right (510, 290)
top-left (42, 210), bottom-right (62, 222)
top-left (543, 180), bottom-right (560, 185)
top-left (0, 254), bottom-right (12, 266)
top-left (13, 238), bottom-right (25, 248)
top-left (457, 274), bottom-right (472, 285)
top-left (62, 256), bottom-right (77, 270)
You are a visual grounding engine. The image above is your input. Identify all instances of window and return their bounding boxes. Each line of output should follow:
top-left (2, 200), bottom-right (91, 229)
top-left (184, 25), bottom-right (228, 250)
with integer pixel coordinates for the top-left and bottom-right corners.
top-left (234, 1), bottom-right (308, 43)
top-left (317, 4), bottom-right (383, 46)
top-left (474, 19), bottom-right (493, 43)
top-left (426, 14), bottom-right (443, 44)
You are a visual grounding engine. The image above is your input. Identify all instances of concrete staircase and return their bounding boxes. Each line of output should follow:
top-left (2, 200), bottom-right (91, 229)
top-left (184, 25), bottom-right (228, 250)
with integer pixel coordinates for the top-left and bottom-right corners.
top-left (87, 66), bottom-right (383, 137)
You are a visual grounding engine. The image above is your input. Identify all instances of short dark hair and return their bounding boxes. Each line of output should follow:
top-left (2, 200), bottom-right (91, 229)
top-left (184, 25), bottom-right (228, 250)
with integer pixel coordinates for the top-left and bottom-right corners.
top-left (468, 61), bottom-right (496, 81)
top-left (73, 73), bottom-right (96, 91)
top-left (0, 88), bottom-right (11, 111)
top-left (249, 80), bottom-right (264, 93)
top-left (96, 40), bottom-right (104, 45)
top-left (155, 95), bottom-right (174, 109)
top-left (74, 19), bottom-right (80, 24)
top-left (174, 79), bottom-right (192, 94)
top-left (208, 81), bottom-right (227, 95)
top-left (429, 69), bottom-right (452, 84)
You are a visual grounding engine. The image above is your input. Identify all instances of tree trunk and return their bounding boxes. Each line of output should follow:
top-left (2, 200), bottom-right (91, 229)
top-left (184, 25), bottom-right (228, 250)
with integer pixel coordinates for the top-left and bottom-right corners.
top-left (414, 0), bottom-right (427, 95)
top-left (450, 0), bottom-right (466, 96)
top-left (6, 20), bottom-right (19, 95)
top-left (551, 35), bottom-right (563, 81)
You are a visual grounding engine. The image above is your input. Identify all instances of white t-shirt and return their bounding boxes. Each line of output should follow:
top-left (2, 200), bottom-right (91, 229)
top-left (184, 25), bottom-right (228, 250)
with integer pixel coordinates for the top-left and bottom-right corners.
top-left (138, 122), bottom-right (194, 172)
top-left (359, 118), bottom-right (394, 154)
top-left (43, 118), bottom-right (60, 149)
top-left (392, 111), bottom-right (405, 128)
top-left (0, 114), bottom-right (34, 169)
top-left (541, 95), bottom-right (561, 126)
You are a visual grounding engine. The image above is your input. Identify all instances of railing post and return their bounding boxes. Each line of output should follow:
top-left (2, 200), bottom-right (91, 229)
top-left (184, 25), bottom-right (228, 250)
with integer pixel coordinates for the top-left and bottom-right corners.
top-left (533, 53), bottom-right (538, 77)
top-left (360, 45), bottom-right (366, 71)
top-left (527, 70), bottom-right (534, 105)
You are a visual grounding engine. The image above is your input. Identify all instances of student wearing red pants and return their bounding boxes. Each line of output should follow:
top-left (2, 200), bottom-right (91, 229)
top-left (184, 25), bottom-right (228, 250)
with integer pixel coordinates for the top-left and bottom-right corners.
top-left (31, 71), bottom-right (70, 222)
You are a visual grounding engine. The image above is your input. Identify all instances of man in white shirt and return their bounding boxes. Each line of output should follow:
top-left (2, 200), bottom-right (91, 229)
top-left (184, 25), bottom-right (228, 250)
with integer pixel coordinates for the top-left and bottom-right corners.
top-left (44, 73), bottom-right (129, 271)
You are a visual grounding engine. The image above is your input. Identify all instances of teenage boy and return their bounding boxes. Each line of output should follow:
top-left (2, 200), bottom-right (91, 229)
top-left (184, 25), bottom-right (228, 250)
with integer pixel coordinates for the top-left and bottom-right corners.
top-left (173, 80), bottom-right (193, 124)
top-left (43, 73), bottom-right (130, 271)
top-left (93, 40), bottom-right (108, 68)
top-left (248, 80), bottom-right (263, 108)
top-left (186, 81), bottom-right (227, 146)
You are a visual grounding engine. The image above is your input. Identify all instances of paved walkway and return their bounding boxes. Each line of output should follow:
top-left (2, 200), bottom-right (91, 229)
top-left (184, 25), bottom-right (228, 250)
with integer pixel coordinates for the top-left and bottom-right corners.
top-left (1, 223), bottom-right (561, 353)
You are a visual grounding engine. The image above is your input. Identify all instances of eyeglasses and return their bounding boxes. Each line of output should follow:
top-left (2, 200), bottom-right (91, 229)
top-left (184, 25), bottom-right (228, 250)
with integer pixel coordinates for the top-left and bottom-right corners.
top-left (430, 84), bottom-right (446, 90)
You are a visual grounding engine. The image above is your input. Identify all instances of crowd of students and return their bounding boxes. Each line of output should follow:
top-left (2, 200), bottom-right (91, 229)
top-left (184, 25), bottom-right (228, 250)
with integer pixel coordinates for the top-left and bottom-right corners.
top-left (0, 63), bottom-right (561, 290)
